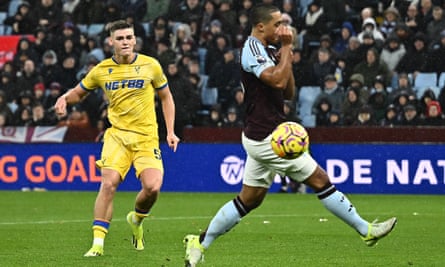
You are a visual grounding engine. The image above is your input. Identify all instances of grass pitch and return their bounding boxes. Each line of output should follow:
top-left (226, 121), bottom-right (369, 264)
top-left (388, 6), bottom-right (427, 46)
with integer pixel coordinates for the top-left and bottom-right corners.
top-left (0, 191), bottom-right (442, 267)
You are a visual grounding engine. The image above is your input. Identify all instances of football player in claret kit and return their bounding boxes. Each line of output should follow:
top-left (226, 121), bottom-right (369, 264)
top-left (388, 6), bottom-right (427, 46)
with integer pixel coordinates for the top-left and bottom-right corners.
top-left (54, 20), bottom-right (180, 257)
top-left (183, 4), bottom-right (397, 266)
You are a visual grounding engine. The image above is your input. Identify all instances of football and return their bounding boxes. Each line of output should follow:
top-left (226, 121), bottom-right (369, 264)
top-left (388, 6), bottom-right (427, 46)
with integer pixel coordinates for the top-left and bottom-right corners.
top-left (270, 121), bottom-right (309, 159)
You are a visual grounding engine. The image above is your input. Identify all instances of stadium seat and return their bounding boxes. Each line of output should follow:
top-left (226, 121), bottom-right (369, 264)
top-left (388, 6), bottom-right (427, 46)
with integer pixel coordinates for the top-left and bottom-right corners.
top-left (76, 24), bottom-right (88, 34)
top-left (142, 22), bottom-right (151, 36)
top-left (413, 72), bottom-right (437, 89)
top-left (414, 72), bottom-right (440, 99)
top-left (87, 23), bottom-right (105, 38)
top-left (201, 86), bottom-right (218, 106)
top-left (297, 86), bottom-right (321, 128)
top-left (8, 0), bottom-right (21, 16)
top-left (198, 48), bottom-right (207, 75)
top-left (415, 86), bottom-right (442, 100)
top-left (437, 72), bottom-right (445, 88)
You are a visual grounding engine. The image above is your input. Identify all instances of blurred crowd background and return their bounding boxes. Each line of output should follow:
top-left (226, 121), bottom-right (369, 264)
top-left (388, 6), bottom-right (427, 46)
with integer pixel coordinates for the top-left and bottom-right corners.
top-left (0, 0), bottom-right (445, 142)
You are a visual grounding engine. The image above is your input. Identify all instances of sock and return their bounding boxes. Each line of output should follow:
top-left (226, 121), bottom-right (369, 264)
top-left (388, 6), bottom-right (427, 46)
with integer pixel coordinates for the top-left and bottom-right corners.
top-left (317, 185), bottom-right (369, 236)
top-left (200, 196), bottom-right (249, 249)
top-left (132, 208), bottom-right (149, 225)
top-left (92, 219), bottom-right (109, 247)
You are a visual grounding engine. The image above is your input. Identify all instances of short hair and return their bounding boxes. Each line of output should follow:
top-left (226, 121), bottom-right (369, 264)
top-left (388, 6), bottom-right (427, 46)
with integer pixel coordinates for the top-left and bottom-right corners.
top-left (249, 4), bottom-right (280, 26)
top-left (108, 20), bottom-right (133, 35)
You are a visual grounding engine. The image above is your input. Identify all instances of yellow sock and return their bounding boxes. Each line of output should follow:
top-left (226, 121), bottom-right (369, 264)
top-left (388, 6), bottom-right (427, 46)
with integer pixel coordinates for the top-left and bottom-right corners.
top-left (92, 220), bottom-right (109, 246)
top-left (133, 210), bottom-right (149, 225)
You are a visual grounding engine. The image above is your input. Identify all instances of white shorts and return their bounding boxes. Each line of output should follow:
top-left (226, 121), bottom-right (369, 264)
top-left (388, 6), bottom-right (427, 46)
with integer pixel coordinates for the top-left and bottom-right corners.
top-left (242, 132), bottom-right (318, 188)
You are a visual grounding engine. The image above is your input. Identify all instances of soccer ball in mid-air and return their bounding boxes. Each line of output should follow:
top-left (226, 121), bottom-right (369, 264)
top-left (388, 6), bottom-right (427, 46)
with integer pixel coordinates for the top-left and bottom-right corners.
top-left (270, 121), bottom-right (309, 159)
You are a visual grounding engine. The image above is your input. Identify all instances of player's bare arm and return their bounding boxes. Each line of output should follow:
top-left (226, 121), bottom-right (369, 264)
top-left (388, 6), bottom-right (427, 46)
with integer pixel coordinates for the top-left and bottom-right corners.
top-left (259, 25), bottom-right (294, 90)
top-left (54, 84), bottom-right (89, 117)
top-left (157, 86), bottom-right (180, 152)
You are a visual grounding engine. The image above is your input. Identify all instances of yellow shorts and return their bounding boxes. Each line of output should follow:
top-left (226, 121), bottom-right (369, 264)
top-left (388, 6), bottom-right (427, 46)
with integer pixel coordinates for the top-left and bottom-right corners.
top-left (96, 127), bottom-right (163, 179)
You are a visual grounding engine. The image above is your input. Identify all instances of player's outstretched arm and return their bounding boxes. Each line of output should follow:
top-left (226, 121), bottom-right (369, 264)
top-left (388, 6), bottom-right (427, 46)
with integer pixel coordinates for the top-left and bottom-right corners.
top-left (54, 84), bottom-right (89, 118)
top-left (158, 85), bottom-right (180, 152)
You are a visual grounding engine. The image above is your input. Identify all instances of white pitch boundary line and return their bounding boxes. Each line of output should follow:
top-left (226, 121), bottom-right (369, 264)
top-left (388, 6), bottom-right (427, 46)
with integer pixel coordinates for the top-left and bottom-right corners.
top-left (0, 212), bottom-right (390, 226)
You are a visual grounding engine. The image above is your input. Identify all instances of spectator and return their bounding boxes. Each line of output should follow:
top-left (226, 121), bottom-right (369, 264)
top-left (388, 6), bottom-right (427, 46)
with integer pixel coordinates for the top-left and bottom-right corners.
top-left (389, 73), bottom-right (416, 103)
top-left (226, 86), bottom-right (246, 122)
top-left (342, 86), bottom-right (365, 126)
top-left (0, 112), bottom-right (10, 127)
top-left (397, 103), bottom-right (423, 125)
top-left (59, 55), bottom-right (79, 89)
top-left (173, 0), bottom-right (202, 24)
top-left (202, 103), bottom-right (224, 127)
top-left (380, 6), bottom-right (401, 38)
top-left (165, 61), bottom-right (200, 139)
top-left (327, 109), bottom-right (342, 126)
top-left (32, 0), bottom-right (63, 33)
top-left (425, 5), bottom-right (445, 45)
top-left (16, 59), bottom-right (44, 97)
top-left (199, 0), bottom-right (220, 42)
top-left (14, 106), bottom-right (33, 126)
top-left (368, 76), bottom-right (390, 122)
top-left (311, 47), bottom-right (336, 87)
top-left (43, 82), bottom-right (64, 111)
top-left (33, 27), bottom-right (51, 59)
top-left (204, 32), bottom-right (231, 75)
top-left (393, 90), bottom-right (415, 119)
top-left (103, 0), bottom-right (122, 23)
top-left (31, 102), bottom-right (56, 126)
top-left (357, 17), bottom-right (385, 45)
top-left (33, 82), bottom-right (47, 104)
top-left (207, 48), bottom-right (240, 109)
top-left (312, 74), bottom-right (345, 114)
top-left (233, 9), bottom-right (251, 49)
top-left (404, 3), bottom-right (423, 34)
top-left (313, 96), bottom-right (332, 126)
top-left (424, 30), bottom-right (445, 73)
top-left (340, 37), bottom-right (362, 83)
top-left (352, 105), bottom-right (377, 126)
top-left (423, 100), bottom-right (445, 125)
top-left (4, 1), bottom-right (36, 35)
top-left (218, 1), bottom-right (237, 35)
top-left (40, 49), bottom-right (62, 88)
top-left (418, 88), bottom-right (437, 118)
top-left (380, 104), bottom-right (399, 126)
top-left (0, 91), bottom-right (13, 125)
top-left (292, 48), bottom-right (312, 89)
top-left (146, 16), bottom-right (171, 55)
top-left (144, 0), bottom-right (170, 22)
top-left (122, 0), bottom-right (147, 22)
top-left (71, 0), bottom-right (105, 24)
top-left (380, 35), bottom-right (406, 76)
top-left (353, 48), bottom-right (391, 89)
top-left (154, 39), bottom-right (177, 71)
top-left (223, 106), bottom-right (244, 128)
top-left (300, 0), bottom-right (327, 58)
top-left (334, 21), bottom-right (357, 54)
top-left (0, 72), bottom-right (16, 104)
top-left (395, 32), bottom-right (428, 75)
top-left (12, 37), bottom-right (39, 70)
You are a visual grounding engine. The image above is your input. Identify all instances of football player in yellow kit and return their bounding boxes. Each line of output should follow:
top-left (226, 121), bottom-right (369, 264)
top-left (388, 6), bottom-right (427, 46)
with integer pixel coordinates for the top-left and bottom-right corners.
top-left (54, 20), bottom-right (180, 257)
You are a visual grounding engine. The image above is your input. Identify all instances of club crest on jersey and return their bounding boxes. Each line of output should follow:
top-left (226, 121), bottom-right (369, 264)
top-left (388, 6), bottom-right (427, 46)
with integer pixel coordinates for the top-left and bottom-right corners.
top-left (255, 55), bottom-right (267, 64)
top-left (108, 68), bottom-right (113, 74)
top-left (134, 66), bottom-right (140, 74)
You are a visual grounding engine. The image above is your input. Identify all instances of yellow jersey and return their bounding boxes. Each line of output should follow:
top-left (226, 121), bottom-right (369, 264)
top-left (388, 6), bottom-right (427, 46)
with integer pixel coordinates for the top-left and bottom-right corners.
top-left (80, 53), bottom-right (168, 137)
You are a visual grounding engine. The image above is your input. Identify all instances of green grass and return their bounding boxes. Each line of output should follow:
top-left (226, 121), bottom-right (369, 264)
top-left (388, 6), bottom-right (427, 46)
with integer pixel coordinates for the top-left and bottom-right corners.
top-left (0, 191), bottom-right (443, 267)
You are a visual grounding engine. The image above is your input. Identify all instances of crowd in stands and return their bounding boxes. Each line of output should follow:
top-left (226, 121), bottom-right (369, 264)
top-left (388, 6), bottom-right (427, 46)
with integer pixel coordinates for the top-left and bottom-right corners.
top-left (0, 0), bottom-right (445, 142)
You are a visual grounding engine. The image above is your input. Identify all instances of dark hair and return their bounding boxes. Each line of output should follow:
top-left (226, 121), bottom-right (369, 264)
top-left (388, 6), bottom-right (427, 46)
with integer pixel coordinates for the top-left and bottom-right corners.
top-left (108, 20), bottom-right (133, 35)
top-left (249, 4), bottom-right (280, 26)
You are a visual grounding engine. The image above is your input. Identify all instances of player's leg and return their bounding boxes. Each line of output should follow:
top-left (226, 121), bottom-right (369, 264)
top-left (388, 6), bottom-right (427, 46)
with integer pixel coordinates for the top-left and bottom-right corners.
top-left (127, 168), bottom-right (163, 250)
top-left (184, 185), bottom-right (268, 266)
top-left (84, 128), bottom-right (130, 257)
top-left (84, 168), bottom-right (122, 257)
top-left (303, 165), bottom-right (397, 246)
top-left (128, 139), bottom-right (164, 251)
